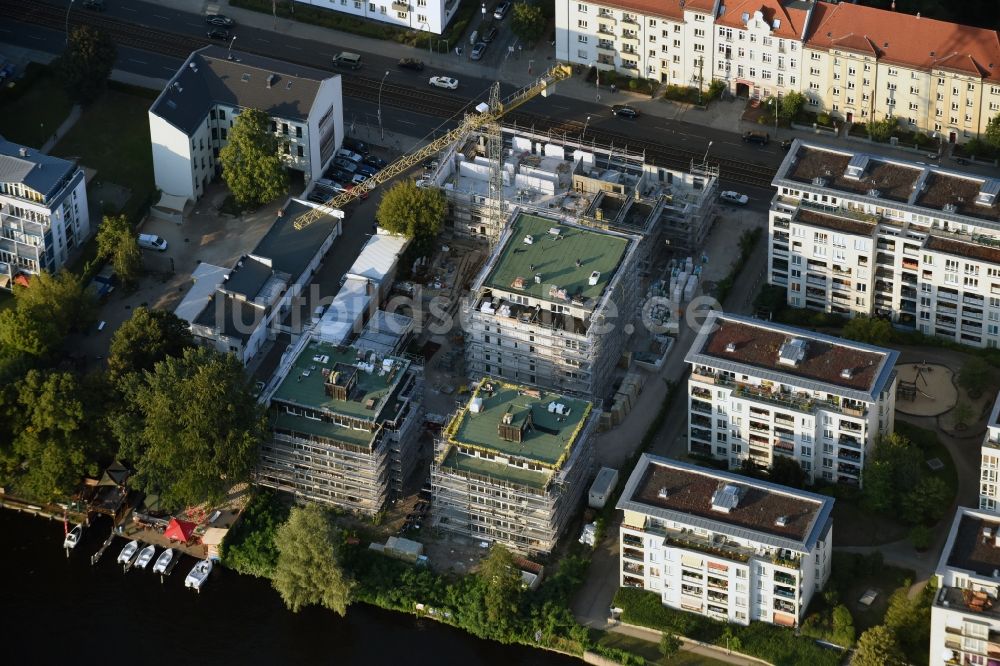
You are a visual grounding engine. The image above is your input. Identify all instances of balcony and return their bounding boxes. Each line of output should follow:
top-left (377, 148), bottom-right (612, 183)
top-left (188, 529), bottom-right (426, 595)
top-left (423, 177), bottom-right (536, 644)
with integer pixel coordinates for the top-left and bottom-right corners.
top-left (623, 533), bottom-right (643, 548)
top-left (773, 598), bottom-right (796, 613)
top-left (774, 585), bottom-right (797, 600)
top-left (391, 0), bottom-right (409, 10)
top-left (772, 551), bottom-right (802, 569)
top-left (619, 32), bottom-right (640, 45)
top-left (623, 548), bottom-right (644, 562)
top-left (707, 577), bottom-right (729, 590)
top-left (624, 562), bottom-right (644, 575)
top-left (838, 434), bottom-right (862, 449)
top-left (902, 258), bottom-right (918, 271)
top-left (691, 386), bottom-right (712, 399)
top-left (838, 462), bottom-right (861, 476)
top-left (644, 524), bottom-right (755, 563)
top-left (840, 420), bottom-right (863, 433)
top-left (623, 575), bottom-right (644, 588)
top-left (838, 449), bottom-right (861, 463)
top-left (696, 373), bottom-right (866, 418)
top-left (774, 413), bottom-right (795, 427)
top-left (596, 42), bottom-right (617, 55)
top-left (691, 399), bottom-right (713, 415)
top-left (774, 571), bottom-right (797, 586)
top-left (707, 591), bottom-right (729, 603)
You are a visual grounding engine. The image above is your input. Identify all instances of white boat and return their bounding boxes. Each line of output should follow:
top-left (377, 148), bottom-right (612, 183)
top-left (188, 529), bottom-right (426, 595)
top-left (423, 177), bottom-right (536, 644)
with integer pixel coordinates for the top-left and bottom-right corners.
top-left (152, 548), bottom-right (174, 575)
top-left (184, 559), bottom-right (213, 590)
top-left (63, 524), bottom-right (84, 550)
top-left (134, 544), bottom-right (156, 570)
top-left (117, 539), bottom-right (139, 565)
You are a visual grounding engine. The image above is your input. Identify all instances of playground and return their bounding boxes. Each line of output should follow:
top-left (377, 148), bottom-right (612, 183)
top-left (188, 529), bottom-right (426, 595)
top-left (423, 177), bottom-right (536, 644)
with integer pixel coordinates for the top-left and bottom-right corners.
top-left (895, 362), bottom-right (958, 417)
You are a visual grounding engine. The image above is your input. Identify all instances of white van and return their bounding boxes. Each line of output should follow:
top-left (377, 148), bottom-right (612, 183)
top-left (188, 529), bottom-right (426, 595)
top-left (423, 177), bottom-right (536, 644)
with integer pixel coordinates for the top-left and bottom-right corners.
top-left (137, 233), bottom-right (168, 251)
top-left (332, 52), bottom-right (362, 69)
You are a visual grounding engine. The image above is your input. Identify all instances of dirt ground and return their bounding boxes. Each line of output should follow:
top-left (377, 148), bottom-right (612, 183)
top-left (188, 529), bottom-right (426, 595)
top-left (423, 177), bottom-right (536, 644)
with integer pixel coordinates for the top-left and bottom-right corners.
top-left (894, 362), bottom-right (958, 417)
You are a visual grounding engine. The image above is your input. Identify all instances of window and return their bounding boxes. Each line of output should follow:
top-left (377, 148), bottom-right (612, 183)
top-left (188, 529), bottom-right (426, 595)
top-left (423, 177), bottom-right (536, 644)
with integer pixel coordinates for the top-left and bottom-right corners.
top-left (694, 28), bottom-right (705, 37)
top-left (694, 13), bottom-right (704, 21)
top-left (888, 67), bottom-right (898, 76)
top-left (577, 19), bottom-right (587, 28)
top-left (296, 145), bottom-right (304, 157)
top-left (577, 2), bottom-right (587, 11)
top-left (578, 35), bottom-right (587, 42)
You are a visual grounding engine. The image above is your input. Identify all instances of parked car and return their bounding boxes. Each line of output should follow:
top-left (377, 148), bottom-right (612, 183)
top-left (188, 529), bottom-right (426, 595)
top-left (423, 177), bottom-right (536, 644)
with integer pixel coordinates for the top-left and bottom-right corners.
top-left (429, 76), bottom-right (459, 90)
top-left (720, 191), bottom-right (749, 205)
top-left (137, 234), bottom-right (168, 251)
top-left (82, 0), bottom-right (105, 10)
top-left (333, 158), bottom-right (358, 173)
top-left (612, 104), bottom-right (639, 119)
top-left (494, 1), bottom-right (511, 20)
top-left (397, 58), bottom-right (425, 71)
top-left (207, 28), bottom-right (230, 41)
top-left (743, 131), bottom-right (770, 145)
top-left (335, 148), bottom-right (363, 163)
top-left (780, 139), bottom-right (793, 152)
top-left (363, 155), bottom-right (388, 169)
top-left (205, 14), bottom-right (235, 26)
top-left (470, 42), bottom-right (487, 61)
top-left (355, 163), bottom-right (378, 177)
top-left (483, 26), bottom-right (499, 43)
top-left (342, 138), bottom-right (369, 156)
top-left (351, 173), bottom-right (368, 185)
top-left (88, 264), bottom-right (117, 301)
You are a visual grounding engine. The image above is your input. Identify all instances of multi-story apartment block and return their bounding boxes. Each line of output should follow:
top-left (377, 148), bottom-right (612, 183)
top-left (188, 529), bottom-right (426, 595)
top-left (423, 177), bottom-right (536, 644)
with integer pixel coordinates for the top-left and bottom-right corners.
top-left (149, 46), bottom-right (344, 203)
top-left (555, 0), bottom-right (718, 86)
top-left (293, 0), bottom-right (459, 35)
top-left (980, 394), bottom-right (1000, 513)
top-left (930, 506), bottom-right (1000, 666)
top-left (463, 210), bottom-right (641, 398)
top-left (258, 339), bottom-right (422, 516)
top-left (711, 0), bottom-right (812, 102)
top-left (803, 1), bottom-right (1000, 141)
top-left (769, 140), bottom-right (1000, 348)
top-left (686, 311), bottom-right (898, 485)
top-left (0, 138), bottom-right (90, 289)
top-left (617, 454), bottom-right (834, 627)
top-left (431, 378), bottom-right (597, 554)
top-left (424, 125), bottom-right (718, 253)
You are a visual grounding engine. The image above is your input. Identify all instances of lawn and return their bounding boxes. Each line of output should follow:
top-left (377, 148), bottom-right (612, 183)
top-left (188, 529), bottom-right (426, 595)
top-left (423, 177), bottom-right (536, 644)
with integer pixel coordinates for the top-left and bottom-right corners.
top-left (594, 630), bottom-right (729, 666)
top-left (51, 86), bottom-right (157, 221)
top-left (841, 562), bottom-right (915, 632)
top-left (0, 64), bottom-right (74, 149)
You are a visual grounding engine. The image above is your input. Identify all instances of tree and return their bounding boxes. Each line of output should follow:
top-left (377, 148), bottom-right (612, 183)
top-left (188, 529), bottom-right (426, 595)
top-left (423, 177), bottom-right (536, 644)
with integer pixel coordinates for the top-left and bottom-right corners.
top-left (768, 455), bottom-right (806, 489)
top-left (659, 631), bottom-right (682, 658)
top-left (985, 113), bottom-right (1000, 151)
top-left (272, 504), bottom-right (355, 614)
top-left (902, 475), bottom-right (951, 525)
top-left (107, 307), bottom-right (194, 384)
top-left (376, 180), bottom-right (446, 254)
top-left (219, 107), bottom-right (287, 208)
top-left (958, 356), bottom-right (993, 398)
top-left (862, 432), bottom-right (922, 513)
top-left (910, 524), bottom-right (933, 550)
top-left (779, 91), bottom-right (806, 122)
top-left (952, 400), bottom-right (973, 430)
top-left (866, 116), bottom-right (898, 143)
top-left (55, 25), bottom-right (117, 104)
top-left (842, 315), bottom-right (893, 345)
top-left (831, 604), bottom-right (855, 646)
top-left (478, 544), bottom-right (523, 637)
top-left (0, 271), bottom-right (95, 358)
top-left (110, 347), bottom-right (265, 508)
top-left (5, 370), bottom-right (109, 500)
top-left (854, 625), bottom-right (905, 666)
top-left (510, 3), bottom-right (546, 45)
top-left (96, 214), bottom-right (141, 286)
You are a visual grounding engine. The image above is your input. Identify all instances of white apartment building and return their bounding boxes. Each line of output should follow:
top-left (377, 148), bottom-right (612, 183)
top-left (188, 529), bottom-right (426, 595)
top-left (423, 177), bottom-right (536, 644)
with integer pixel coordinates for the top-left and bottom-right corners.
top-left (618, 454), bottom-right (834, 627)
top-left (294, 0), bottom-right (460, 35)
top-left (0, 138), bottom-right (90, 289)
top-left (463, 209), bottom-right (641, 398)
top-left (769, 140), bottom-right (1000, 348)
top-left (930, 507), bottom-right (1000, 666)
top-left (981, 394), bottom-right (1000, 513)
top-left (431, 378), bottom-right (597, 555)
top-left (685, 311), bottom-right (898, 485)
top-left (555, 0), bottom-right (718, 85)
top-left (149, 46), bottom-right (344, 203)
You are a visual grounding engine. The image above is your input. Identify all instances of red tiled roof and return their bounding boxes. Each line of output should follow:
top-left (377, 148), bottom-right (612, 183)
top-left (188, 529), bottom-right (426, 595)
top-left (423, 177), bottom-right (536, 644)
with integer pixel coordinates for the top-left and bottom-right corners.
top-left (715, 0), bottom-right (809, 40)
top-left (589, 0), bottom-right (715, 21)
top-left (805, 2), bottom-right (1000, 82)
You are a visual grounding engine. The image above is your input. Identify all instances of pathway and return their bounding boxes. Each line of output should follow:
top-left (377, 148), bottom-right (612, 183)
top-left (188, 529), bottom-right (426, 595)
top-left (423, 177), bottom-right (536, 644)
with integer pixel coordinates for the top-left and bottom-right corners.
top-left (40, 103), bottom-right (81, 154)
top-left (609, 622), bottom-right (770, 666)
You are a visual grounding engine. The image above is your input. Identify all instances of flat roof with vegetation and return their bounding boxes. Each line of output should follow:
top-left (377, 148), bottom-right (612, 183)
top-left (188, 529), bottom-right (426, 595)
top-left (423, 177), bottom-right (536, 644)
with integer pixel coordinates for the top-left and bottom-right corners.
top-left (484, 212), bottom-right (630, 304)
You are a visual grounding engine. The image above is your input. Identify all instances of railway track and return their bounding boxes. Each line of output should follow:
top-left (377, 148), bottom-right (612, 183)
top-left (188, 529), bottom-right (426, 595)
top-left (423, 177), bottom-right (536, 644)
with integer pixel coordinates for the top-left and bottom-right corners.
top-left (4, 0), bottom-right (777, 188)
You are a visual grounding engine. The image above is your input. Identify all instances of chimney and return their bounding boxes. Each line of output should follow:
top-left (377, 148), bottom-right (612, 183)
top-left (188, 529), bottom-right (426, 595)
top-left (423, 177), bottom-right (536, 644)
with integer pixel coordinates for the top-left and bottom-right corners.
top-left (18, 147), bottom-right (28, 158)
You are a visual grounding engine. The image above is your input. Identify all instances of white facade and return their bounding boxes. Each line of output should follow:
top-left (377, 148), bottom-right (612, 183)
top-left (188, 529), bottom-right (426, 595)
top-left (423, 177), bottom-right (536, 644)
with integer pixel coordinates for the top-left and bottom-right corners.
top-left (0, 140), bottom-right (91, 288)
top-left (618, 455), bottom-right (833, 628)
top-left (768, 141), bottom-right (1000, 348)
top-left (930, 507), bottom-right (1000, 666)
top-left (685, 311), bottom-right (898, 485)
top-left (149, 46), bottom-right (344, 203)
top-left (981, 395), bottom-right (1000, 513)
top-left (296, 0), bottom-right (459, 35)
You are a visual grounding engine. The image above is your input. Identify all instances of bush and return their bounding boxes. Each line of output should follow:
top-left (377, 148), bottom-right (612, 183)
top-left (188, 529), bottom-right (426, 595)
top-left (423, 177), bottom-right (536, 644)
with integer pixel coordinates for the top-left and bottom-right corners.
top-left (593, 646), bottom-right (646, 665)
top-left (219, 490), bottom-right (290, 578)
top-left (705, 79), bottom-right (726, 103)
top-left (910, 525), bottom-right (933, 551)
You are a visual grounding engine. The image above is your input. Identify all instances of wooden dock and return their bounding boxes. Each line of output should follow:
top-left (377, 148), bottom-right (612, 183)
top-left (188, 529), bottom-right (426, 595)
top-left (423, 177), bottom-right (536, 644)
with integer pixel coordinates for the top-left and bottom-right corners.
top-left (90, 530), bottom-right (115, 566)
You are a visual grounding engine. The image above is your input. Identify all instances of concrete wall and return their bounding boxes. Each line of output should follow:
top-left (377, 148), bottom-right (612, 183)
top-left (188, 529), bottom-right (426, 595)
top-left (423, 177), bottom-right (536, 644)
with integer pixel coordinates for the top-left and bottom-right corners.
top-left (149, 111), bottom-right (196, 201)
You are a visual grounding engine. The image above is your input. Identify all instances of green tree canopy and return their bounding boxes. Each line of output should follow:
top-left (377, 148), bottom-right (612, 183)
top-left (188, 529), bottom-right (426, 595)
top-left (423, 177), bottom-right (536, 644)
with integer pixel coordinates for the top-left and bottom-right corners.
top-left (219, 108), bottom-right (287, 208)
top-left (985, 113), bottom-right (1000, 151)
top-left (842, 315), bottom-right (893, 345)
top-left (56, 25), bottom-right (117, 104)
top-left (96, 214), bottom-right (142, 286)
top-left (768, 455), bottom-right (806, 488)
top-left (866, 116), bottom-right (898, 143)
top-left (107, 307), bottom-right (194, 384)
top-left (4, 370), bottom-right (109, 500)
top-left (478, 544), bottom-right (524, 638)
top-left (272, 504), bottom-right (355, 614)
top-left (779, 91), bottom-right (806, 122)
top-left (902, 475), bottom-right (951, 525)
top-left (110, 346), bottom-right (265, 508)
top-left (831, 604), bottom-right (855, 646)
top-left (659, 631), bottom-right (682, 658)
top-left (958, 356), bottom-right (993, 398)
top-left (862, 432), bottom-right (922, 513)
top-left (0, 271), bottom-right (95, 358)
top-left (375, 179), bottom-right (445, 254)
top-left (854, 625), bottom-right (905, 666)
top-left (511, 3), bottom-right (546, 45)
top-left (952, 400), bottom-right (974, 428)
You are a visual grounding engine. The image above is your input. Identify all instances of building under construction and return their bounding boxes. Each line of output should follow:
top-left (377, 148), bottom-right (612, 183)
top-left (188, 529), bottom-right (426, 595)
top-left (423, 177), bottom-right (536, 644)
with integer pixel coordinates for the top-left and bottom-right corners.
top-left (431, 378), bottom-right (597, 555)
top-left (258, 339), bottom-right (422, 516)
top-left (423, 125), bottom-right (720, 260)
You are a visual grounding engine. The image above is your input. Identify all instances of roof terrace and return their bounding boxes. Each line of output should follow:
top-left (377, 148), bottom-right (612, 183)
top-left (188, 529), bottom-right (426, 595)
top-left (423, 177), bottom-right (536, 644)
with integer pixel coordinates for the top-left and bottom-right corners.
top-left (919, 172), bottom-right (1000, 223)
top-left (787, 146), bottom-right (921, 203)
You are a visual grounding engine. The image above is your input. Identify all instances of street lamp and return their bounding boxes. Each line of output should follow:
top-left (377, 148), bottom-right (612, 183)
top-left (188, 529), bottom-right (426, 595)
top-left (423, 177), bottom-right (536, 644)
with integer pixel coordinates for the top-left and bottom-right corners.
top-left (65, 0), bottom-right (76, 46)
top-left (582, 115), bottom-right (591, 140)
top-left (592, 61), bottom-right (601, 102)
top-left (227, 35), bottom-right (237, 61)
top-left (378, 70), bottom-right (390, 141)
top-left (702, 140), bottom-right (713, 165)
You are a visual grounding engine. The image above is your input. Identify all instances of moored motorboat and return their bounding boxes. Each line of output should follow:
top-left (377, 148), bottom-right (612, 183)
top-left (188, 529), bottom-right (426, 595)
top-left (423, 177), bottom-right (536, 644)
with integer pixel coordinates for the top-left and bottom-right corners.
top-left (117, 539), bottom-right (139, 565)
top-left (63, 524), bottom-right (84, 550)
top-left (134, 544), bottom-right (156, 570)
top-left (152, 547), bottom-right (174, 574)
top-left (184, 559), bottom-right (213, 590)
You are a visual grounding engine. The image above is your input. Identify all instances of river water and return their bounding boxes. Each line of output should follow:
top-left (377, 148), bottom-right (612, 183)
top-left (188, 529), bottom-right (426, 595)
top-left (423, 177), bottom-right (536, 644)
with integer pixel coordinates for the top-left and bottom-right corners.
top-left (3, 510), bottom-right (578, 665)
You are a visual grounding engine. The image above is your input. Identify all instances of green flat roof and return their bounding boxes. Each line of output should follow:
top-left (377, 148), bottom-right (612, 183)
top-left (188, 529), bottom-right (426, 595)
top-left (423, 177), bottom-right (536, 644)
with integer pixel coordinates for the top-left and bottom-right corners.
top-left (271, 341), bottom-right (410, 422)
top-left (447, 379), bottom-right (592, 467)
top-left (484, 213), bottom-right (630, 303)
top-left (271, 411), bottom-right (377, 448)
top-left (440, 446), bottom-right (549, 489)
